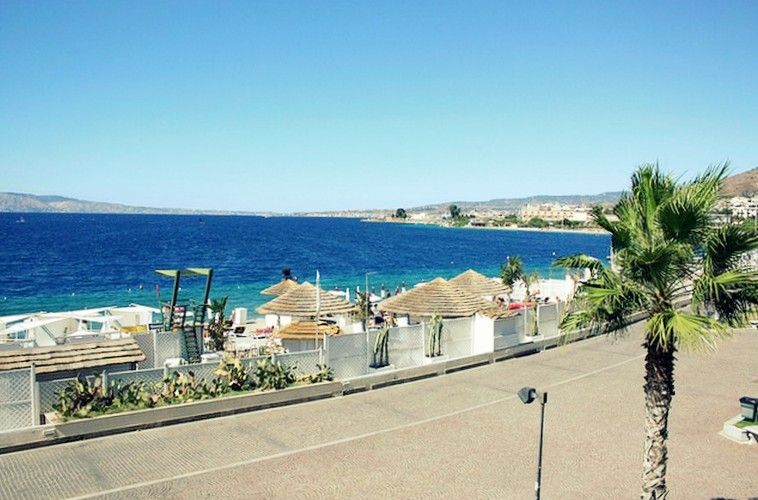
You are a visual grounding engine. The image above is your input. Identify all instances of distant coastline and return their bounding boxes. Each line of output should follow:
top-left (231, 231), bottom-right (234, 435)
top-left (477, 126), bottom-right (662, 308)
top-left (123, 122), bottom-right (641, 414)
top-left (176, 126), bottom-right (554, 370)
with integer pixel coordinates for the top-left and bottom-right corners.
top-left (361, 217), bottom-right (609, 235)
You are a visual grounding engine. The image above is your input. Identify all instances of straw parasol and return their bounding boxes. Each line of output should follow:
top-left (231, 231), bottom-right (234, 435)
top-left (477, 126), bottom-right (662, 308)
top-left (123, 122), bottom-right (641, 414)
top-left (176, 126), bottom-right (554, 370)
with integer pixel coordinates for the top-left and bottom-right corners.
top-left (274, 320), bottom-right (341, 340)
top-left (377, 278), bottom-right (492, 318)
top-left (450, 269), bottom-right (509, 297)
top-left (260, 279), bottom-right (301, 296)
top-left (257, 282), bottom-right (358, 317)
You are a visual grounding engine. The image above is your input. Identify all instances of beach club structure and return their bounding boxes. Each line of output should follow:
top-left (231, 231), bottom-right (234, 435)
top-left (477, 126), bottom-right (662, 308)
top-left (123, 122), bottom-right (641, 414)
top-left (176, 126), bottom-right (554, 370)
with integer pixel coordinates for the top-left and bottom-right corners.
top-left (0, 269), bottom-right (568, 432)
top-left (257, 281), bottom-right (360, 332)
top-left (449, 269), bottom-right (510, 300)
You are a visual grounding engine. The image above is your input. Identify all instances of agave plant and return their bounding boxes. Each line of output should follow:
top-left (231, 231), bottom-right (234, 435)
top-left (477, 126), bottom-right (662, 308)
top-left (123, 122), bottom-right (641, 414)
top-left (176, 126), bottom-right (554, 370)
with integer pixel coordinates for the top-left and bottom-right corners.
top-left (370, 327), bottom-right (390, 368)
top-left (427, 314), bottom-right (443, 357)
top-left (556, 163), bottom-right (757, 499)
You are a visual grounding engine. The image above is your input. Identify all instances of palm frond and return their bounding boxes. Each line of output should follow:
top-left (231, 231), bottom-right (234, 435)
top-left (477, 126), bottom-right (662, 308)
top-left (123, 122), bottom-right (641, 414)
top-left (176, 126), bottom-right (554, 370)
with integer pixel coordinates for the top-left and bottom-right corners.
top-left (554, 253), bottom-right (603, 271)
top-left (704, 224), bottom-right (758, 275)
top-left (646, 309), bottom-right (729, 352)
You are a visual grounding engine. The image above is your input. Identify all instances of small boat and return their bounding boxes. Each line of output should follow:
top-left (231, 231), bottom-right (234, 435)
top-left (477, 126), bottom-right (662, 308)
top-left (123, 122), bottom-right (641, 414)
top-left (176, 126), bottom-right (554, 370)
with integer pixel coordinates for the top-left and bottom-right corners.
top-left (16, 216), bottom-right (26, 223)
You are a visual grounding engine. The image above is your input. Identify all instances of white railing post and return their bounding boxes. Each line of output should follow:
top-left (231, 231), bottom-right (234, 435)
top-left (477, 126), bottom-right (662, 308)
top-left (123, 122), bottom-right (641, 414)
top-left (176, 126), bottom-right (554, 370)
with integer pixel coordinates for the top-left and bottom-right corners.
top-left (152, 330), bottom-right (158, 369)
top-left (30, 364), bottom-right (40, 426)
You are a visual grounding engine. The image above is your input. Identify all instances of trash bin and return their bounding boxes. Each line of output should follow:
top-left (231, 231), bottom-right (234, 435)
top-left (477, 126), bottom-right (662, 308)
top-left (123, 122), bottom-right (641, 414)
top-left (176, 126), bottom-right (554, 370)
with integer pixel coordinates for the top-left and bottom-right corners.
top-left (740, 396), bottom-right (758, 421)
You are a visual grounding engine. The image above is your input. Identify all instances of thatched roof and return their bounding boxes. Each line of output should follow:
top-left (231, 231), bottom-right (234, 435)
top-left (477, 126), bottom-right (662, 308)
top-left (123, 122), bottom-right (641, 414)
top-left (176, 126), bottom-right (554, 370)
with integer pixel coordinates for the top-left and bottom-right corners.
top-left (450, 269), bottom-right (509, 297)
top-left (378, 278), bottom-right (492, 318)
top-left (0, 338), bottom-right (145, 374)
top-left (260, 279), bottom-right (300, 296)
top-left (257, 282), bottom-right (358, 317)
top-left (275, 321), bottom-right (341, 340)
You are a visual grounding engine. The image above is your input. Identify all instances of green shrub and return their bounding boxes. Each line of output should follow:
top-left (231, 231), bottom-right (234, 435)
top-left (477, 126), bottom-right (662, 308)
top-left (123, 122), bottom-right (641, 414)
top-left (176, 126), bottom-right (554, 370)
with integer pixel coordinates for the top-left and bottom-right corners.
top-left (214, 355), bottom-right (252, 391)
top-left (252, 358), bottom-right (297, 390)
top-left (305, 364), bottom-right (334, 383)
top-left (54, 375), bottom-right (152, 418)
top-left (155, 371), bottom-right (214, 405)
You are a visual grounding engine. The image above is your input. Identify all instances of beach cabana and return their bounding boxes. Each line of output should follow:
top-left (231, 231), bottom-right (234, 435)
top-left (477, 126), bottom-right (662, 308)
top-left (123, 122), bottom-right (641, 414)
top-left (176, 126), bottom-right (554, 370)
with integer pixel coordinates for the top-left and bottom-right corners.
top-left (377, 278), bottom-right (492, 318)
top-left (275, 320), bottom-right (341, 351)
top-left (260, 279), bottom-right (300, 296)
top-left (449, 269), bottom-right (509, 299)
top-left (257, 282), bottom-right (358, 329)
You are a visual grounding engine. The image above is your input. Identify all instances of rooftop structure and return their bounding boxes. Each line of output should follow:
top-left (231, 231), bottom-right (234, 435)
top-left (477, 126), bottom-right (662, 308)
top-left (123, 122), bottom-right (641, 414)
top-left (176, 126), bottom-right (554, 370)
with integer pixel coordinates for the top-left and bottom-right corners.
top-left (449, 269), bottom-right (509, 297)
top-left (0, 338), bottom-right (145, 374)
top-left (257, 282), bottom-right (358, 317)
top-left (378, 278), bottom-right (492, 318)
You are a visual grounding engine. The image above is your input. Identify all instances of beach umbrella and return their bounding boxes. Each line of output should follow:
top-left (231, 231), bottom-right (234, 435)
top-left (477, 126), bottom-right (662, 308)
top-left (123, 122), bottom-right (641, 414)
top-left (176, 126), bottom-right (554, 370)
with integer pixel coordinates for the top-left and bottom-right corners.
top-left (450, 269), bottom-right (510, 297)
top-left (256, 282), bottom-right (357, 317)
top-left (377, 278), bottom-right (492, 318)
top-left (260, 279), bottom-right (301, 296)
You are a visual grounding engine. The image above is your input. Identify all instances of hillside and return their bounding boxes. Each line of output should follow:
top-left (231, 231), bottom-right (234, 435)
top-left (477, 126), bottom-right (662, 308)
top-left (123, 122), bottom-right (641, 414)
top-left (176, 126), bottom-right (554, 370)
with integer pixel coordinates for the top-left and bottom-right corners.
top-left (721, 167), bottom-right (758, 197)
top-left (413, 192), bottom-right (623, 213)
top-left (0, 192), bottom-right (257, 215)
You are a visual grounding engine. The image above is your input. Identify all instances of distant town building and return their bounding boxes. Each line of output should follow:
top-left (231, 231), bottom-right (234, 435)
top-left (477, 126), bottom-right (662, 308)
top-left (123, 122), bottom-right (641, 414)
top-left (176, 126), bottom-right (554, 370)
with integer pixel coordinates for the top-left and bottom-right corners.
top-left (520, 203), bottom-right (592, 223)
top-left (714, 196), bottom-right (758, 221)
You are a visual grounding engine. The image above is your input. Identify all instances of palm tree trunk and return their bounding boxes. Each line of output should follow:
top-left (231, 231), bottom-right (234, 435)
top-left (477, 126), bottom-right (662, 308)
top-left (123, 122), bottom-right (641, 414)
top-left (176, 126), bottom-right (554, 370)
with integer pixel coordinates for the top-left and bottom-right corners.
top-left (641, 342), bottom-right (676, 499)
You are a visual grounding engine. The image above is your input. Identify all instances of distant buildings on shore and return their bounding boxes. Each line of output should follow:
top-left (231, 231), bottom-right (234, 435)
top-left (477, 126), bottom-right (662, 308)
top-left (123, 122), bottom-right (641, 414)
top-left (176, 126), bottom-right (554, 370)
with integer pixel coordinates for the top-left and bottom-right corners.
top-left (519, 203), bottom-right (593, 223)
top-left (715, 196), bottom-right (758, 222)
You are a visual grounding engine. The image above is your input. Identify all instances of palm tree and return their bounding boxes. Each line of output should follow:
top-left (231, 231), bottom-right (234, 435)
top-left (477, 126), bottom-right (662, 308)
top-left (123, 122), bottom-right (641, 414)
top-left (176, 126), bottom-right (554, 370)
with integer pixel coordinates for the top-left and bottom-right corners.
top-left (556, 163), bottom-right (757, 499)
top-left (208, 296), bottom-right (228, 351)
top-left (500, 256), bottom-right (525, 300)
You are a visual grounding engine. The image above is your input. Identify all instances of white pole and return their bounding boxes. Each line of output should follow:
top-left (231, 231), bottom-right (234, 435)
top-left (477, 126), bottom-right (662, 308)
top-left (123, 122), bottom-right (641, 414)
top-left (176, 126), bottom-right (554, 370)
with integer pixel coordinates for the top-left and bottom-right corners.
top-left (315, 270), bottom-right (321, 351)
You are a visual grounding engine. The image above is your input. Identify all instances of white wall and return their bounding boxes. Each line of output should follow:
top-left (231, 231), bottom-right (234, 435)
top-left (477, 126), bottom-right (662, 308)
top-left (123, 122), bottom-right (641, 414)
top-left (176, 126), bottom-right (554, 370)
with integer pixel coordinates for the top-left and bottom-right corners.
top-left (472, 314), bottom-right (494, 355)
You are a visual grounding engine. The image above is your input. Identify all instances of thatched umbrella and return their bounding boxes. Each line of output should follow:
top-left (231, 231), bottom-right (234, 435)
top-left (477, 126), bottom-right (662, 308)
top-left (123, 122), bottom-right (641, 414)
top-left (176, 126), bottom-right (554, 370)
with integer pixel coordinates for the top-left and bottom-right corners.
top-left (257, 282), bottom-right (357, 317)
top-left (450, 269), bottom-right (509, 297)
top-left (377, 278), bottom-right (492, 318)
top-left (260, 279), bottom-right (301, 296)
top-left (274, 320), bottom-right (341, 340)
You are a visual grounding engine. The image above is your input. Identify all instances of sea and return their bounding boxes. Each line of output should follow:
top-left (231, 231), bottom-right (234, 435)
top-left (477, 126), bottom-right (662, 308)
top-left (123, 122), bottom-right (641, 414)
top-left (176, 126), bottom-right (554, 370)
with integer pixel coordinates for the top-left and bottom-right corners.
top-left (0, 213), bottom-right (610, 316)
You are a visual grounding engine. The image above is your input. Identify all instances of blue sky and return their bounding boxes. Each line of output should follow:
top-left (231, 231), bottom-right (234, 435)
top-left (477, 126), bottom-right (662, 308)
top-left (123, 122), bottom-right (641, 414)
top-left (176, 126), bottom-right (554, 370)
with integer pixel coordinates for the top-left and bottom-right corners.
top-left (1, 1), bottom-right (756, 212)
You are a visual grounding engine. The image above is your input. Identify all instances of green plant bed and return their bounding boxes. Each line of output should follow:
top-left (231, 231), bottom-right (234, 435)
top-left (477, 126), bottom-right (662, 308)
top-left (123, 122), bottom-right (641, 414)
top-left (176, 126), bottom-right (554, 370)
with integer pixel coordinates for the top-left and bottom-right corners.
top-left (53, 356), bottom-right (335, 421)
top-left (735, 418), bottom-right (758, 429)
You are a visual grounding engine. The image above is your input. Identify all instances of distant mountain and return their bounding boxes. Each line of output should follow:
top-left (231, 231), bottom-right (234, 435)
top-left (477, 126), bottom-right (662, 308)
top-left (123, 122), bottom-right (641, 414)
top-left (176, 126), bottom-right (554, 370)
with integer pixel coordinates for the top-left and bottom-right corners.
top-left (412, 192), bottom-right (623, 213)
top-left (3, 167), bottom-right (755, 215)
top-left (721, 167), bottom-right (758, 197)
top-left (410, 168), bottom-right (758, 214)
top-left (0, 192), bottom-right (259, 215)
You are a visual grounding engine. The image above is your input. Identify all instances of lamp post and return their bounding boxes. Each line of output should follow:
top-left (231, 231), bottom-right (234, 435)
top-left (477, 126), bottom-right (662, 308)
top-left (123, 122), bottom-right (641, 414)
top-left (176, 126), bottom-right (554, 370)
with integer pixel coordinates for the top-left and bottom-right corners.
top-left (518, 386), bottom-right (548, 500)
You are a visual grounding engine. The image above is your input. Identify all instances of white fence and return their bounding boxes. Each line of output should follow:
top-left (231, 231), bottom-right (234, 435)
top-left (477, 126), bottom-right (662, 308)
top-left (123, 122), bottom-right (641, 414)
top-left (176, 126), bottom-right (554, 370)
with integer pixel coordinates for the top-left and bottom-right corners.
top-left (440, 318), bottom-right (473, 359)
top-left (493, 315), bottom-right (521, 350)
top-left (0, 368), bottom-right (34, 431)
top-left (538, 303), bottom-right (562, 339)
top-left (387, 324), bottom-right (425, 369)
top-left (326, 333), bottom-right (369, 380)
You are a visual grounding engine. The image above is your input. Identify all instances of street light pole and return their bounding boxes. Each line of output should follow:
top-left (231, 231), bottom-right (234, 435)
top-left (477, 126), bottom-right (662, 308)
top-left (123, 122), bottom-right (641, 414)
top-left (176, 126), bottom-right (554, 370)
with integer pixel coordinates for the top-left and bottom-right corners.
top-left (518, 387), bottom-right (548, 500)
top-left (535, 391), bottom-right (547, 500)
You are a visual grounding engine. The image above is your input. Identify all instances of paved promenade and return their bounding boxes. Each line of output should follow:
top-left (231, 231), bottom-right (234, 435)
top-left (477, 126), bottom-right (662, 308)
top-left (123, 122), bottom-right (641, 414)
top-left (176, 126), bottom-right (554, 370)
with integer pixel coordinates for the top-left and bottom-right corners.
top-left (1, 326), bottom-right (756, 499)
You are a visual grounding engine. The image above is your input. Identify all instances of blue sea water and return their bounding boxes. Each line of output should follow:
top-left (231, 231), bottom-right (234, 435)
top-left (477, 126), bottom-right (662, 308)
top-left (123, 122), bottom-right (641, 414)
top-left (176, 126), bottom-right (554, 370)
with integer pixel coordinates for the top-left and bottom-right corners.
top-left (0, 213), bottom-right (610, 316)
